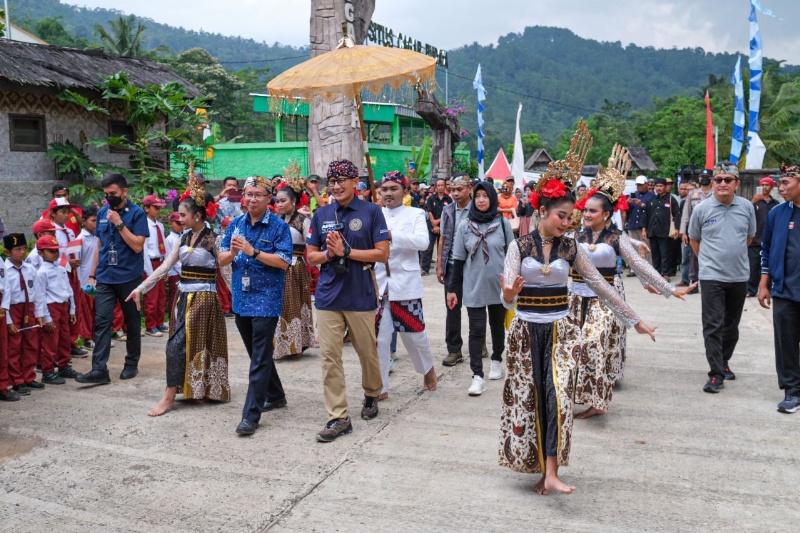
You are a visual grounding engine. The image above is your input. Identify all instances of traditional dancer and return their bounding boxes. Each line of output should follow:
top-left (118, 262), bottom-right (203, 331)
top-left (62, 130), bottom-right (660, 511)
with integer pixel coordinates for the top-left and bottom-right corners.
top-left (127, 168), bottom-right (229, 416)
top-left (273, 180), bottom-right (315, 359)
top-left (498, 121), bottom-right (657, 495)
top-left (570, 145), bottom-right (694, 419)
top-left (374, 171), bottom-right (437, 399)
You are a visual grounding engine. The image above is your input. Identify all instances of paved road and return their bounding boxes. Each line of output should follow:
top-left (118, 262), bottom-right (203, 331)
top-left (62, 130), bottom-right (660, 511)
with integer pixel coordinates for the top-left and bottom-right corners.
top-left (1, 274), bottom-right (796, 532)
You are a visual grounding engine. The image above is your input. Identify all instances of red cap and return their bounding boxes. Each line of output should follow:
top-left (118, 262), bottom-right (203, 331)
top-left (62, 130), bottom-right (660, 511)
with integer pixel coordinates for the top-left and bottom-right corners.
top-left (221, 216), bottom-right (232, 228)
top-left (168, 212), bottom-right (181, 223)
top-left (32, 218), bottom-right (56, 235)
top-left (49, 197), bottom-right (74, 211)
top-left (759, 176), bottom-right (776, 186)
top-left (143, 194), bottom-right (166, 207)
top-left (36, 235), bottom-right (60, 251)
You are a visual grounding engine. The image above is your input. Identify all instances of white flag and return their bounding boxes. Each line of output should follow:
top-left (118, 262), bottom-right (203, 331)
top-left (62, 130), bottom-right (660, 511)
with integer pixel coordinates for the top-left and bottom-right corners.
top-left (510, 103), bottom-right (526, 192)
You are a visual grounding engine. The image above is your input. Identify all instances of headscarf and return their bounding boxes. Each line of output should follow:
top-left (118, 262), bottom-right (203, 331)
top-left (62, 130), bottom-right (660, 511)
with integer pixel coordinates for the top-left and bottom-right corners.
top-left (713, 161), bottom-right (740, 178)
top-left (381, 170), bottom-right (407, 188)
top-left (466, 181), bottom-right (502, 263)
top-left (468, 181), bottom-right (499, 224)
top-left (327, 159), bottom-right (359, 179)
top-left (781, 163), bottom-right (800, 178)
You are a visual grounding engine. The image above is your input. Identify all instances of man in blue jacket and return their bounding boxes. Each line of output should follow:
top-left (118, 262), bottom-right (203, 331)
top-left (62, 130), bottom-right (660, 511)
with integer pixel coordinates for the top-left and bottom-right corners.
top-left (758, 164), bottom-right (800, 414)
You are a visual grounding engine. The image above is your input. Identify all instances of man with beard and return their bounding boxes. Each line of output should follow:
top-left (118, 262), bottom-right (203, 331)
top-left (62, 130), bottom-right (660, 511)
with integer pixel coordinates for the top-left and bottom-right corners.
top-left (374, 171), bottom-right (436, 399)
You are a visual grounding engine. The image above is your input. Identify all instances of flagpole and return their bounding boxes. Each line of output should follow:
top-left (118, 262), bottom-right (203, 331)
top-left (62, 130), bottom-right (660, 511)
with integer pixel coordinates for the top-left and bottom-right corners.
top-left (3, 0), bottom-right (11, 40)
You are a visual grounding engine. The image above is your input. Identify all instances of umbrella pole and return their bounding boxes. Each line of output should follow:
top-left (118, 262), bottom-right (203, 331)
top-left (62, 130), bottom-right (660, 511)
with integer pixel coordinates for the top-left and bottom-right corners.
top-left (355, 94), bottom-right (377, 202)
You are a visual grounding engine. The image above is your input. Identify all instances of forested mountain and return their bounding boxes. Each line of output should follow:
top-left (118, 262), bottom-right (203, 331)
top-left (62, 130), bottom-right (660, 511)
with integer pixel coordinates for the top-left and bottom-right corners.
top-left (11, 0), bottom-right (794, 158)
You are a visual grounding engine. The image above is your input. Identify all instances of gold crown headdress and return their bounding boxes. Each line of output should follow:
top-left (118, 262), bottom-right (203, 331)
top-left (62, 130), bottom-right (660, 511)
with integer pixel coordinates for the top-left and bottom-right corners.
top-left (592, 143), bottom-right (631, 204)
top-left (183, 161), bottom-right (206, 207)
top-left (536, 119), bottom-right (593, 196)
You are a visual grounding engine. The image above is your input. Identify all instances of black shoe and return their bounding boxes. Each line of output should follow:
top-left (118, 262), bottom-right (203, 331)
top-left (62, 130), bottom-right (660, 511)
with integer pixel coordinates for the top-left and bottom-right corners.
top-left (224, 312), bottom-right (235, 318)
top-left (120, 365), bottom-right (138, 380)
top-left (262, 396), bottom-right (287, 412)
top-left (75, 369), bottom-right (111, 384)
top-left (42, 372), bottom-right (66, 385)
top-left (361, 395), bottom-right (379, 420)
top-left (626, 272), bottom-right (637, 277)
top-left (703, 376), bottom-right (724, 393)
top-left (70, 346), bottom-right (89, 357)
top-left (58, 365), bottom-right (79, 379)
top-left (0, 389), bottom-right (21, 402)
top-left (13, 384), bottom-right (31, 396)
top-left (724, 366), bottom-right (736, 381)
top-left (26, 381), bottom-right (45, 390)
top-left (235, 419), bottom-right (258, 436)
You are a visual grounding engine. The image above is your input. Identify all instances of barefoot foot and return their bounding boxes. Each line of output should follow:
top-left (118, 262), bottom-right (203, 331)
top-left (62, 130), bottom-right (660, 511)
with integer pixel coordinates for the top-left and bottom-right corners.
top-left (378, 392), bottom-right (389, 401)
top-left (544, 475), bottom-right (575, 495)
top-left (576, 407), bottom-right (606, 419)
top-left (148, 396), bottom-right (175, 417)
top-left (534, 476), bottom-right (550, 495)
top-left (423, 368), bottom-right (437, 391)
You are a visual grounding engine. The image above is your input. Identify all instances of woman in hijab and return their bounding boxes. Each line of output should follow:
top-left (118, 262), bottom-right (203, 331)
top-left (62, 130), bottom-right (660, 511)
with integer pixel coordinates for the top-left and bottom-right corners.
top-left (446, 182), bottom-right (514, 396)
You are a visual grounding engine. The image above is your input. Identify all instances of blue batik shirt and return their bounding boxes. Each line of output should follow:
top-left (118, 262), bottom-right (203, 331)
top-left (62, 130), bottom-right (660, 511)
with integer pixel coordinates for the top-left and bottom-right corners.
top-left (220, 211), bottom-right (293, 317)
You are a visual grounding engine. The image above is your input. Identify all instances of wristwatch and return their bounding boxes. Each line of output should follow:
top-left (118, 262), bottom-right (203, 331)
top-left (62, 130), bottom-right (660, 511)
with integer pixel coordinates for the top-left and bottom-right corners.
top-left (251, 248), bottom-right (261, 259)
top-left (115, 222), bottom-right (125, 231)
top-left (343, 243), bottom-right (351, 257)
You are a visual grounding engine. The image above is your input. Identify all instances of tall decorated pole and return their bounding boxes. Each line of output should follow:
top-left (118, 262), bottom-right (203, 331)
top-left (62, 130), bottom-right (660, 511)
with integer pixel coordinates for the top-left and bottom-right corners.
top-left (746, 0), bottom-right (780, 169)
top-left (473, 64), bottom-right (486, 180)
top-left (730, 56), bottom-right (745, 164)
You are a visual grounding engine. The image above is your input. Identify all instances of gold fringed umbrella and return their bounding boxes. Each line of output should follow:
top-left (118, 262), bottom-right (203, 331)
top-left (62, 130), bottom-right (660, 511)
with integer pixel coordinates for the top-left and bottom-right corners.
top-left (267, 26), bottom-right (437, 199)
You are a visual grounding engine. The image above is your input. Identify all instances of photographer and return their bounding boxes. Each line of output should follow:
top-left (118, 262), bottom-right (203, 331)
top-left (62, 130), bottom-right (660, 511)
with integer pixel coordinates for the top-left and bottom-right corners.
top-left (306, 159), bottom-right (390, 443)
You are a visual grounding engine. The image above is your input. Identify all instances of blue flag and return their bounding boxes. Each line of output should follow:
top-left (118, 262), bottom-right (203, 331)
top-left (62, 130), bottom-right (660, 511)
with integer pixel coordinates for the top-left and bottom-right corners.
top-left (473, 64), bottom-right (486, 180)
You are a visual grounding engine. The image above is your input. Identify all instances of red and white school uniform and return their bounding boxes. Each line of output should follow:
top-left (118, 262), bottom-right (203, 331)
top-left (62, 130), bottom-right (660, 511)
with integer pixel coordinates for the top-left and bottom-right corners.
top-left (143, 218), bottom-right (167, 330)
top-left (54, 222), bottom-right (81, 345)
top-left (0, 263), bottom-right (9, 392)
top-left (164, 230), bottom-right (182, 316)
top-left (34, 261), bottom-right (75, 374)
top-left (2, 260), bottom-right (40, 386)
top-left (76, 228), bottom-right (99, 341)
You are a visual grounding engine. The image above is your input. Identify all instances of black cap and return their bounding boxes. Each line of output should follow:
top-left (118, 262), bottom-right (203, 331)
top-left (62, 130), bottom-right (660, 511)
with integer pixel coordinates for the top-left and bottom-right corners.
top-left (3, 233), bottom-right (27, 250)
top-left (51, 184), bottom-right (68, 196)
top-left (194, 173), bottom-right (209, 185)
top-left (653, 178), bottom-right (667, 185)
top-left (701, 169), bottom-right (712, 177)
top-left (308, 174), bottom-right (321, 183)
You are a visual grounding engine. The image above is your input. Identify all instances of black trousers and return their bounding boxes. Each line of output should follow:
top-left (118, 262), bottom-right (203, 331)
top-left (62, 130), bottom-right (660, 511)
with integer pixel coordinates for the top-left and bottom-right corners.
top-left (649, 236), bottom-right (672, 276)
top-left (444, 282), bottom-right (463, 354)
top-left (700, 280), bottom-right (747, 380)
top-left (529, 321), bottom-right (559, 458)
top-left (669, 238), bottom-right (681, 276)
top-left (747, 245), bottom-right (763, 296)
top-left (92, 278), bottom-right (141, 371)
top-left (773, 297), bottom-right (800, 396)
top-left (235, 315), bottom-right (284, 423)
top-left (419, 231), bottom-right (437, 274)
top-left (466, 304), bottom-right (505, 378)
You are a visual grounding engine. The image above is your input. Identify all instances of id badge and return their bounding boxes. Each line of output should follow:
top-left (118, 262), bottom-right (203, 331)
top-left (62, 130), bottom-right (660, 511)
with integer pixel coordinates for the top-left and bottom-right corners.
top-left (242, 275), bottom-right (251, 292)
top-left (108, 249), bottom-right (118, 266)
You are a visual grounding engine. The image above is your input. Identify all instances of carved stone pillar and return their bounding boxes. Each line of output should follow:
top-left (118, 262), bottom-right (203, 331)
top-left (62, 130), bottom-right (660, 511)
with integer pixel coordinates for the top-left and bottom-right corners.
top-left (307, 0), bottom-right (375, 176)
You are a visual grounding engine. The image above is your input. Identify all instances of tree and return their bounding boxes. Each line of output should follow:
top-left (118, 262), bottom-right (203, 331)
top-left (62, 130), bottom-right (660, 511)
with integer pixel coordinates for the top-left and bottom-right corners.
top-left (57, 72), bottom-right (212, 198)
top-left (34, 17), bottom-right (91, 48)
top-left (94, 15), bottom-right (170, 58)
top-left (0, 8), bottom-right (5, 39)
top-left (506, 132), bottom-right (545, 160)
top-left (634, 96), bottom-right (706, 176)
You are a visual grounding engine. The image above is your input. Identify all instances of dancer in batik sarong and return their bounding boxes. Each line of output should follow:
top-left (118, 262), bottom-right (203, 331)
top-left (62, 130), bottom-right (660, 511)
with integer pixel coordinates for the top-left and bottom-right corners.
top-left (273, 181), bottom-right (315, 359)
top-left (570, 145), bottom-right (695, 419)
top-left (498, 122), bottom-right (656, 495)
top-left (128, 169), bottom-right (229, 416)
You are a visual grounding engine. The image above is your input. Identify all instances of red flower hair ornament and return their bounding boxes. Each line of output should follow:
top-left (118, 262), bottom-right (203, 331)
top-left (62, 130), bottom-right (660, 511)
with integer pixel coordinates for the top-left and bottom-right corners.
top-left (540, 178), bottom-right (567, 199)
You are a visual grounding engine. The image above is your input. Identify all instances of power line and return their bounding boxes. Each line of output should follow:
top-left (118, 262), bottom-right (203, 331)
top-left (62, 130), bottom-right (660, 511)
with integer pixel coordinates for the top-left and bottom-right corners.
top-left (219, 54), bottom-right (308, 65)
top-left (439, 67), bottom-right (615, 116)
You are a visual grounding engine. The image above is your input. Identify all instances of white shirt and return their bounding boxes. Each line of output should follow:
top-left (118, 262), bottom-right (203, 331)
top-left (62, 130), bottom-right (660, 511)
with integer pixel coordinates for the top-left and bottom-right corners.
top-left (25, 248), bottom-right (43, 271)
top-left (374, 205), bottom-right (430, 301)
top-left (2, 260), bottom-right (38, 325)
top-left (77, 229), bottom-right (99, 286)
top-left (34, 261), bottom-right (75, 322)
top-left (165, 231), bottom-right (182, 277)
top-left (53, 222), bottom-right (77, 272)
top-left (145, 218), bottom-right (167, 260)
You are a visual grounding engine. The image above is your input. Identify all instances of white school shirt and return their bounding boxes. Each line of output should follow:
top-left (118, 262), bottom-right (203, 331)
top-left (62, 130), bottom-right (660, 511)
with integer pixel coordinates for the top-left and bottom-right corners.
top-left (77, 229), bottom-right (99, 286)
top-left (54, 222), bottom-right (77, 272)
top-left (145, 218), bottom-right (167, 260)
top-left (34, 261), bottom-right (75, 322)
top-left (25, 248), bottom-right (43, 271)
top-left (164, 232), bottom-right (182, 277)
top-left (2, 260), bottom-right (38, 325)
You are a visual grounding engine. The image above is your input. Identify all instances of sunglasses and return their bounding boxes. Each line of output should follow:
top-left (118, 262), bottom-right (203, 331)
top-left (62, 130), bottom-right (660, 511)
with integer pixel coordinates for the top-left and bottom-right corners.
top-left (713, 177), bottom-right (737, 184)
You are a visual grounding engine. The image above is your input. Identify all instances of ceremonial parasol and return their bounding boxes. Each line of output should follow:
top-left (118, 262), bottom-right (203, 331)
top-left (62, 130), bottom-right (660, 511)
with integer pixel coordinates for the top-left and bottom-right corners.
top-left (266, 25), bottom-right (436, 199)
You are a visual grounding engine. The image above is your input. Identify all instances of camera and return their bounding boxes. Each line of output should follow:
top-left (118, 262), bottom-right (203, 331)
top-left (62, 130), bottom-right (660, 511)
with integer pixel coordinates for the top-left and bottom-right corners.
top-left (332, 255), bottom-right (350, 274)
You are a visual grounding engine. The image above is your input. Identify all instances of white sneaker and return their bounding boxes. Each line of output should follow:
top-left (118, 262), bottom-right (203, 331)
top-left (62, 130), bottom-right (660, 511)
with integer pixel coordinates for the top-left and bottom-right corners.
top-left (468, 375), bottom-right (486, 396)
top-left (488, 360), bottom-right (504, 380)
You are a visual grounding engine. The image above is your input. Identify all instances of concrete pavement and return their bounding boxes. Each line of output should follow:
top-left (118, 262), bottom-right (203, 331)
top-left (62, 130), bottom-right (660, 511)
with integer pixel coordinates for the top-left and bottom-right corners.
top-left (1, 275), bottom-right (797, 532)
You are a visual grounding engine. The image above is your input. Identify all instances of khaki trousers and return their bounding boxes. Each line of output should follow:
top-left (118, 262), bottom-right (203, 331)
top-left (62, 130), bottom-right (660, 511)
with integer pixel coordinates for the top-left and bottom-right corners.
top-left (317, 309), bottom-right (383, 420)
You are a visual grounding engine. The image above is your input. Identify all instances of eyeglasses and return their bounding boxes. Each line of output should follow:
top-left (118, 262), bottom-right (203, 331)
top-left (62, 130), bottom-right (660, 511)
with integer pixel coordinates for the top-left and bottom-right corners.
top-left (328, 177), bottom-right (355, 187)
top-left (713, 177), bottom-right (737, 184)
top-left (244, 193), bottom-right (268, 200)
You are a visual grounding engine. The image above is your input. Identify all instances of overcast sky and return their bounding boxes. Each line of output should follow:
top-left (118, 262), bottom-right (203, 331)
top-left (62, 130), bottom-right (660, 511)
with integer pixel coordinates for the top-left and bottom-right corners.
top-left (60, 0), bottom-right (800, 63)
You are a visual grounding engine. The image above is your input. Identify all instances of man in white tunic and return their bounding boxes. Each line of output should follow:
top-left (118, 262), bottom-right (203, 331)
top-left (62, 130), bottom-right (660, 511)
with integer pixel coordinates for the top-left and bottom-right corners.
top-left (374, 171), bottom-right (437, 399)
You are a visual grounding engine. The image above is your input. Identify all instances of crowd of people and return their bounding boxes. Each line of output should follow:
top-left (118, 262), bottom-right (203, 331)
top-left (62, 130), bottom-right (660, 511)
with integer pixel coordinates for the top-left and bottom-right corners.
top-left (1, 125), bottom-right (798, 495)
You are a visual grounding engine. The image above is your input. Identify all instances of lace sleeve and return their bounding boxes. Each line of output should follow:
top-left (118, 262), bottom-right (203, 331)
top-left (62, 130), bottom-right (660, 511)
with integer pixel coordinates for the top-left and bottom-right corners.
top-left (501, 241), bottom-right (521, 310)
top-left (619, 233), bottom-right (673, 298)
top-left (575, 245), bottom-right (640, 328)
top-left (138, 241), bottom-right (180, 294)
top-left (302, 217), bottom-right (311, 240)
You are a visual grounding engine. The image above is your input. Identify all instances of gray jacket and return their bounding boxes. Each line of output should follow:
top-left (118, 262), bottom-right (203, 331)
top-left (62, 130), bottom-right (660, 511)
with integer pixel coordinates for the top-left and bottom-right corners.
top-left (439, 201), bottom-right (459, 277)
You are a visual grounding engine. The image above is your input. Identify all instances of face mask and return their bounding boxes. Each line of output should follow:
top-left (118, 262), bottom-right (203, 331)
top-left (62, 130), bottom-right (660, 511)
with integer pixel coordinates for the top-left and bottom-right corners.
top-left (700, 178), bottom-right (711, 186)
top-left (105, 195), bottom-right (124, 209)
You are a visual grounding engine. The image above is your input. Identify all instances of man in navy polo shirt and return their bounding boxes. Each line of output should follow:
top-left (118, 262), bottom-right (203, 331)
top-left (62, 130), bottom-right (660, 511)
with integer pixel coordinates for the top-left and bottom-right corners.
top-left (77, 173), bottom-right (149, 384)
top-left (220, 176), bottom-right (293, 436)
top-left (307, 159), bottom-right (390, 442)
